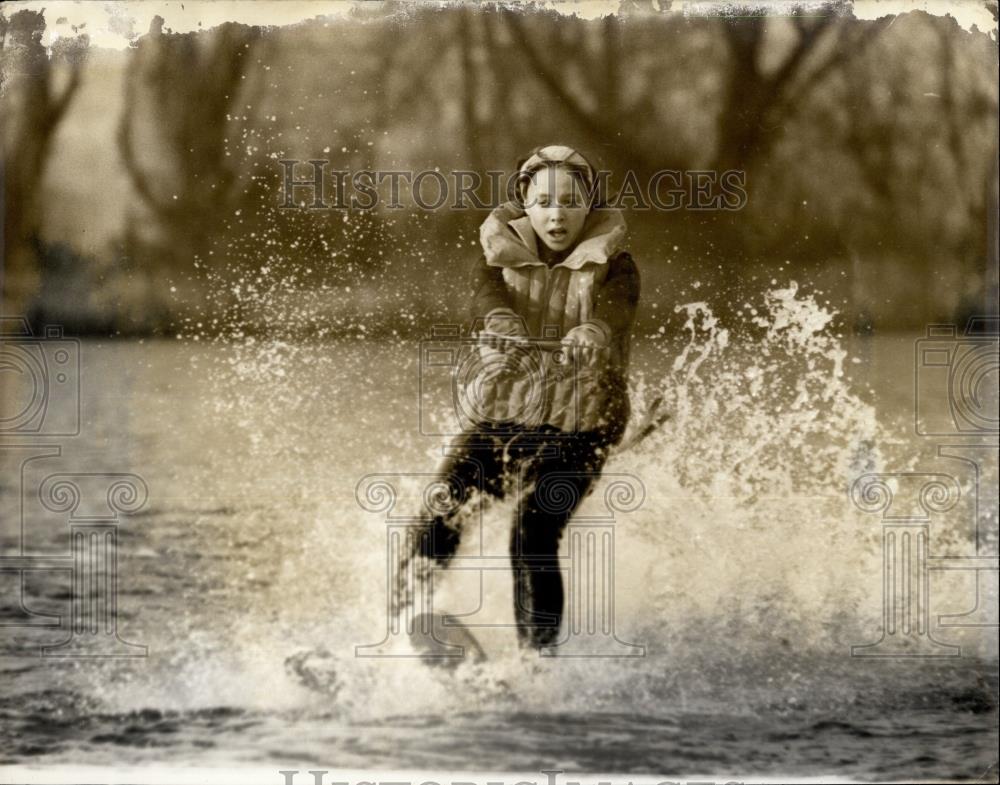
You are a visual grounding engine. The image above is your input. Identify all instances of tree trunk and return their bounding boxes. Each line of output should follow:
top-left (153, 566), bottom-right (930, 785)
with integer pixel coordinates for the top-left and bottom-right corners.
top-left (1, 10), bottom-right (86, 316)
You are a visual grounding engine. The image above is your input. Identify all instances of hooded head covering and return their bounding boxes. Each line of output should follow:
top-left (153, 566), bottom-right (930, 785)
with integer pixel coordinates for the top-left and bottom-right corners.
top-left (488, 145), bottom-right (622, 269)
top-left (513, 144), bottom-right (598, 205)
top-left (517, 144), bottom-right (596, 188)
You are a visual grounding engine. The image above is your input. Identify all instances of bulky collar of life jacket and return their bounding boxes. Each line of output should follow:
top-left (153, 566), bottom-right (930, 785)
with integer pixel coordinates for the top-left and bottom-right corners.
top-left (479, 201), bottom-right (627, 271)
top-left (472, 202), bottom-right (633, 437)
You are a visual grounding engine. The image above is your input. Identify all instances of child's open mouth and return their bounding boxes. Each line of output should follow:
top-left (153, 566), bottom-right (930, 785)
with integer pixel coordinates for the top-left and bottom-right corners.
top-left (547, 228), bottom-right (568, 242)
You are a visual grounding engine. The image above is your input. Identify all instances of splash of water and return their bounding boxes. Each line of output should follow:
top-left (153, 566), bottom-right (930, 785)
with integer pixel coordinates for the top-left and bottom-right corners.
top-left (138, 277), bottom-right (995, 724)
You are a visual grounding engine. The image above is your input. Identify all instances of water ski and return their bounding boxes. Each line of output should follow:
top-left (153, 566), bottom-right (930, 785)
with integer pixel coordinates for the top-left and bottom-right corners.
top-left (409, 612), bottom-right (487, 669)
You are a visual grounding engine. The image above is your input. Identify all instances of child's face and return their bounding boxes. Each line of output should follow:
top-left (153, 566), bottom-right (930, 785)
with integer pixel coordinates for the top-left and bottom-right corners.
top-left (524, 166), bottom-right (589, 253)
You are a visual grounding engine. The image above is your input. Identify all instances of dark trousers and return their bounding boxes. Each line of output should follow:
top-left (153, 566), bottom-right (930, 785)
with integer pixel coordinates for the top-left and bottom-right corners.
top-left (413, 423), bottom-right (612, 649)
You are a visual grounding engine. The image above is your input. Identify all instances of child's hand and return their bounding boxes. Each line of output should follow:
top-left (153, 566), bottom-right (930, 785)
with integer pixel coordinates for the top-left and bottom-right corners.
top-left (477, 308), bottom-right (528, 368)
top-left (482, 308), bottom-right (528, 339)
top-left (562, 320), bottom-right (611, 348)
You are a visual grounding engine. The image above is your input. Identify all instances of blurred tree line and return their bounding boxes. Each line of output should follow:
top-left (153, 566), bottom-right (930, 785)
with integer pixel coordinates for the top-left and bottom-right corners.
top-left (1, 9), bottom-right (88, 320)
top-left (1, 1), bottom-right (997, 336)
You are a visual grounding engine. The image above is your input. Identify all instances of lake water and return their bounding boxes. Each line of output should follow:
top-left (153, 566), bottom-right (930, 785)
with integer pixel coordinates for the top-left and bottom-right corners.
top-left (1, 298), bottom-right (997, 782)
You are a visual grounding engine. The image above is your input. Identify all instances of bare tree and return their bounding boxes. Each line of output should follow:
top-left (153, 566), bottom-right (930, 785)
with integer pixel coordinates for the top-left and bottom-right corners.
top-left (1, 9), bottom-right (87, 314)
top-left (116, 16), bottom-right (262, 275)
top-left (501, 7), bottom-right (675, 173)
top-left (985, 0), bottom-right (999, 317)
top-left (500, 3), bottom-right (888, 176)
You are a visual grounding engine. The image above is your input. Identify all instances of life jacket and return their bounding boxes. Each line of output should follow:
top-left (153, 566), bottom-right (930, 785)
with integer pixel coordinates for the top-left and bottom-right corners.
top-left (480, 202), bottom-right (626, 336)
top-left (470, 202), bottom-right (631, 438)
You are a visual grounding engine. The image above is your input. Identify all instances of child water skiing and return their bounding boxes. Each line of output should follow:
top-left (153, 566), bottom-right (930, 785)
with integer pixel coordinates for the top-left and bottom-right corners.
top-left (399, 144), bottom-right (641, 651)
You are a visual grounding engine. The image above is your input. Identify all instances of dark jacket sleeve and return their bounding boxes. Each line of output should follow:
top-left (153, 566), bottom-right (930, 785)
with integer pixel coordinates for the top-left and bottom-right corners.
top-left (469, 254), bottom-right (513, 320)
top-left (593, 252), bottom-right (640, 336)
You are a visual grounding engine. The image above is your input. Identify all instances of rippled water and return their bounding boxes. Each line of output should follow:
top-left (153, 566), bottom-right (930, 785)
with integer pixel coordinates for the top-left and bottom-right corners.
top-left (1, 291), bottom-right (997, 781)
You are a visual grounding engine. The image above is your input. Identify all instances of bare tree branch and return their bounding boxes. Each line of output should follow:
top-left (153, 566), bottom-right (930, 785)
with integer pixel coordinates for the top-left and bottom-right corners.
top-left (776, 16), bottom-right (888, 112)
top-left (770, 11), bottom-right (837, 94)
top-left (502, 9), bottom-right (666, 171)
top-left (47, 36), bottom-right (88, 131)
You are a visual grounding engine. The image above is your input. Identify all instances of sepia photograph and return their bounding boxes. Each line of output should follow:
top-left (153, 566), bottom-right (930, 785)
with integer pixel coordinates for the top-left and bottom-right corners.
top-left (1, 0), bottom-right (998, 782)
